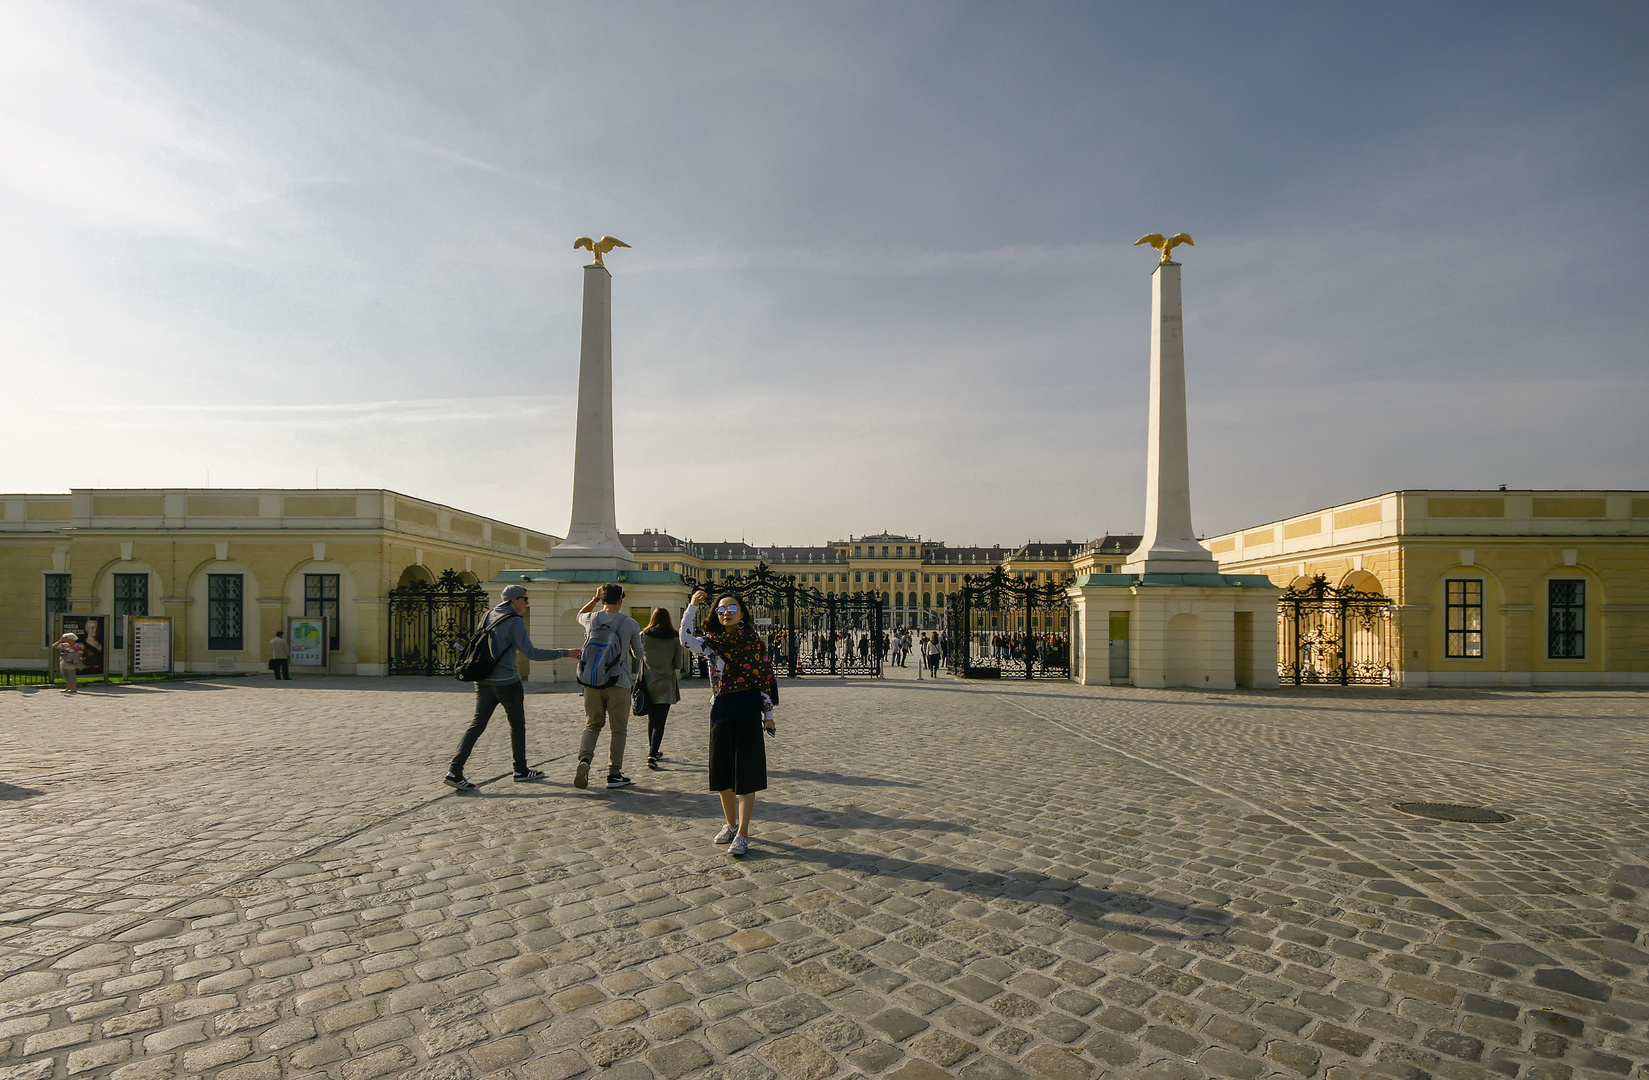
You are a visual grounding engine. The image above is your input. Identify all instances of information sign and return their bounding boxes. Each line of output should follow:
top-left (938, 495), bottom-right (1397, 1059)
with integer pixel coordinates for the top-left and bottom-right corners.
top-left (129, 616), bottom-right (174, 675)
top-left (287, 616), bottom-right (329, 669)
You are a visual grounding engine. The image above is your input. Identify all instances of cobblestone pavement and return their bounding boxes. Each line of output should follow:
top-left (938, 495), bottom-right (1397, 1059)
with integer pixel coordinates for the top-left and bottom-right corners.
top-left (2, 670), bottom-right (1646, 1080)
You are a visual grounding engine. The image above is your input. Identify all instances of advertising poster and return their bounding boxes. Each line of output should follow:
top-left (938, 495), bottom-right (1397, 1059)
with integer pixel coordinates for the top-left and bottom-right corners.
top-left (57, 614), bottom-right (108, 677)
top-left (287, 616), bottom-right (328, 668)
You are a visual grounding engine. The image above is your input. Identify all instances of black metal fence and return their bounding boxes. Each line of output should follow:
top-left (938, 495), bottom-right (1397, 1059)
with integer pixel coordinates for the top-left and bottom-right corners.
top-left (0, 670), bottom-right (51, 687)
top-left (1278, 574), bottom-right (1395, 685)
top-left (387, 570), bottom-right (490, 676)
top-left (685, 563), bottom-right (884, 678)
top-left (944, 565), bottom-right (1071, 679)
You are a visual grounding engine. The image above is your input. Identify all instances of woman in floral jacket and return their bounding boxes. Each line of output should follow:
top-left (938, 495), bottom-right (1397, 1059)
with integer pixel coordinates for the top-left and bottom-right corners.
top-left (680, 589), bottom-right (778, 857)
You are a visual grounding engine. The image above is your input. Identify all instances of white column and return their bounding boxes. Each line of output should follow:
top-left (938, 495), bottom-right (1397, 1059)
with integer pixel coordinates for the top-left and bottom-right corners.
top-left (549, 263), bottom-right (636, 570)
top-left (1124, 261), bottom-right (1218, 575)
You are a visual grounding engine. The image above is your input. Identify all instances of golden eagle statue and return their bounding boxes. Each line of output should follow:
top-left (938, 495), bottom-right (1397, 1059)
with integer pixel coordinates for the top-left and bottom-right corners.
top-left (1134, 232), bottom-right (1194, 264)
top-left (574, 236), bottom-right (631, 266)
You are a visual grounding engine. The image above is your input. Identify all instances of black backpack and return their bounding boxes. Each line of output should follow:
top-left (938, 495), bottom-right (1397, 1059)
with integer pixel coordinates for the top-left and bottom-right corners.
top-left (454, 611), bottom-right (520, 683)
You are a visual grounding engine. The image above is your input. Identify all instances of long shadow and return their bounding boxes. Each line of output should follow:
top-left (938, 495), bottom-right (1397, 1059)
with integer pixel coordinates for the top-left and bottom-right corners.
top-left (0, 783), bottom-right (45, 802)
top-left (769, 768), bottom-right (912, 788)
top-left (758, 837), bottom-right (1231, 942)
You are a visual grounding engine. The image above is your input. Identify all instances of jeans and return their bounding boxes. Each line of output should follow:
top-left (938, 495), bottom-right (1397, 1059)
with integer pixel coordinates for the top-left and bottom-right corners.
top-left (647, 703), bottom-right (672, 758)
top-left (579, 685), bottom-right (630, 775)
top-left (451, 680), bottom-right (528, 776)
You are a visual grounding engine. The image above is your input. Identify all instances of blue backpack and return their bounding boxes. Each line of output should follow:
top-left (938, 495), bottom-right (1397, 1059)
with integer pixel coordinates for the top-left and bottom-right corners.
top-left (578, 615), bottom-right (628, 688)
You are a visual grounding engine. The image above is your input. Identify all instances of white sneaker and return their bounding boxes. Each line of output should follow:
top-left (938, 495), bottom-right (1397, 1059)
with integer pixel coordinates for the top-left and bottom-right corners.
top-left (727, 833), bottom-right (749, 857)
top-left (713, 823), bottom-right (737, 845)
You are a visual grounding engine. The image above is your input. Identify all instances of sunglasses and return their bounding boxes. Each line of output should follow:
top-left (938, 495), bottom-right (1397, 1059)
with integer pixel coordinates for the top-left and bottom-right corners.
top-left (716, 604), bottom-right (740, 614)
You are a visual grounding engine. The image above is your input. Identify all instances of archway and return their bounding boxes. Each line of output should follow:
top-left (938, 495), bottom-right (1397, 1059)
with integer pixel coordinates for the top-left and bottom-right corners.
top-left (397, 565), bottom-right (434, 588)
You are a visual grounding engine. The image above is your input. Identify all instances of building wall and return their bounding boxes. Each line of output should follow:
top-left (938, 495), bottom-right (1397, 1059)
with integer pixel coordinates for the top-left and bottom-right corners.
top-left (0, 489), bottom-right (559, 675)
top-left (1208, 490), bottom-right (1649, 686)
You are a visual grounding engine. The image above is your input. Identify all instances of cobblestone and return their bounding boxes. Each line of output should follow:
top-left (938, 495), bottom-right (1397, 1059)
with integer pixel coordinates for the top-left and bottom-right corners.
top-left (2, 675), bottom-right (1647, 1077)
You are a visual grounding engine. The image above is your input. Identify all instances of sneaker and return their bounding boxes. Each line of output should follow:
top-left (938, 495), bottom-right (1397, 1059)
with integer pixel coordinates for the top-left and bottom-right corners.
top-left (513, 769), bottom-right (545, 782)
top-left (573, 760), bottom-right (590, 789)
top-left (713, 823), bottom-right (737, 844)
top-left (443, 773), bottom-right (477, 792)
top-left (727, 834), bottom-right (749, 857)
top-left (646, 757), bottom-right (661, 771)
top-left (606, 774), bottom-right (633, 789)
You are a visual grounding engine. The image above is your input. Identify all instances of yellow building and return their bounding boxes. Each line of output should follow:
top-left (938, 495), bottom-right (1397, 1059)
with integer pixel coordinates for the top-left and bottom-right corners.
top-left (1206, 490), bottom-right (1649, 687)
top-left (622, 531), bottom-right (1081, 630)
top-left (0, 489), bottom-right (559, 676)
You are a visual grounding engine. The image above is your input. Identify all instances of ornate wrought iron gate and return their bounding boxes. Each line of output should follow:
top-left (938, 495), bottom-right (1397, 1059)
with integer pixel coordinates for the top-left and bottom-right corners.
top-left (387, 570), bottom-right (489, 676)
top-left (1278, 575), bottom-right (1395, 685)
top-left (685, 563), bottom-right (883, 678)
top-left (944, 565), bottom-right (1071, 679)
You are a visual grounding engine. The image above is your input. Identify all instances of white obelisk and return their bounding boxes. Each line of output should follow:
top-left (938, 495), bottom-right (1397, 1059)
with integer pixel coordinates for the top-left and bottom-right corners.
top-left (547, 261), bottom-right (636, 570)
top-left (1123, 259), bottom-right (1219, 575)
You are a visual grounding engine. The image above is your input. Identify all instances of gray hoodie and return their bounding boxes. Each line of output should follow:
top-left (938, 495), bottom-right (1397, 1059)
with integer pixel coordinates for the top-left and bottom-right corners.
top-left (479, 603), bottom-right (573, 685)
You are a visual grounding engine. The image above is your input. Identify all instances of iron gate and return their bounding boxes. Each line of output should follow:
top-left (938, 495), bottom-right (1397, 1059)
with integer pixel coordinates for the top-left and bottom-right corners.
top-left (1278, 574), bottom-right (1394, 685)
top-left (944, 565), bottom-right (1071, 679)
top-left (685, 562), bottom-right (883, 678)
top-left (387, 570), bottom-right (489, 676)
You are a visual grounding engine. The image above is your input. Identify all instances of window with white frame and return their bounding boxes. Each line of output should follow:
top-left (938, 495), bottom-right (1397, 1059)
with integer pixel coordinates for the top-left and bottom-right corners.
top-left (208, 574), bottom-right (244, 651)
top-left (1445, 579), bottom-right (1483, 658)
top-left (1547, 579), bottom-right (1585, 659)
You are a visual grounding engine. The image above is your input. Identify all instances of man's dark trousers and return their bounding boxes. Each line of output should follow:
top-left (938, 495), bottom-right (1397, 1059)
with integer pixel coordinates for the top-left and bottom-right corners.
top-left (451, 681), bottom-right (528, 776)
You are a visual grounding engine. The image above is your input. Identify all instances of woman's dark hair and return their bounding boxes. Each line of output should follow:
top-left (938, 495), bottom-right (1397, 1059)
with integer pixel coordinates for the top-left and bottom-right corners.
top-left (646, 607), bottom-right (675, 634)
top-left (703, 591), bottom-right (754, 641)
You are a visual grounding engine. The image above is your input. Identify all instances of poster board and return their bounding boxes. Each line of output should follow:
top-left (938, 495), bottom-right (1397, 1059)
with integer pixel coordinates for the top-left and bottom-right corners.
top-left (128, 616), bottom-right (174, 676)
top-left (54, 614), bottom-right (109, 678)
top-left (286, 616), bottom-right (329, 671)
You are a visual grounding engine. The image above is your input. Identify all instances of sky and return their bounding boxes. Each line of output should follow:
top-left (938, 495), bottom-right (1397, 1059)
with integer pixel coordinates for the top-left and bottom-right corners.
top-left (2, 2), bottom-right (1645, 547)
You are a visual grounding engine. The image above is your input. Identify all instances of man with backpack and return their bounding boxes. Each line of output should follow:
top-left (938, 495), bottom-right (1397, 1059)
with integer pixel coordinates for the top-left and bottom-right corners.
top-left (574, 583), bottom-right (644, 790)
top-left (443, 584), bottom-right (579, 792)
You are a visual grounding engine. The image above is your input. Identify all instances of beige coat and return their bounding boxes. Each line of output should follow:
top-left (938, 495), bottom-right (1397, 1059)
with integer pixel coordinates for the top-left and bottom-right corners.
top-left (640, 629), bottom-right (683, 706)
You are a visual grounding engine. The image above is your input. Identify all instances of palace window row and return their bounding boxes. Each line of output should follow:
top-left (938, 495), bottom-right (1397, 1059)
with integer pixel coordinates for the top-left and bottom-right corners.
top-left (1444, 577), bottom-right (1588, 661)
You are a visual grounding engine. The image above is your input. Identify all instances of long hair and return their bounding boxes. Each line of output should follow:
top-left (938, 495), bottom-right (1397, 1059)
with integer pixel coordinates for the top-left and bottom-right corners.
top-left (703, 590), bottom-right (756, 643)
top-left (645, 607), bottom-right (675, 634)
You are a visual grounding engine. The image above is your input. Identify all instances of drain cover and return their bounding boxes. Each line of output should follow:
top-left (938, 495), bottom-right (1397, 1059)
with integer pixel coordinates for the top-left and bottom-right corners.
top-left (1393, 802), bottom-right (1512, 823)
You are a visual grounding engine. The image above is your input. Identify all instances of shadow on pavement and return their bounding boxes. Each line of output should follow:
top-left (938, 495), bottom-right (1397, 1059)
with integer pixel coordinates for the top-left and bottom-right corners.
top-left (760, 799), bottom-right (963, 834)
top-left (769, 768), bottom-right (912, 788)
top-left (0, 782), bottom-right (45, 802)
top-left (760, 837), bottom-right (1231, 941)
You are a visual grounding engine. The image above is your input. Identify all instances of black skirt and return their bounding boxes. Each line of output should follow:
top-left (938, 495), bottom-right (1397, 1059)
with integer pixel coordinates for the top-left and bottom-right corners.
top-left (708, 690), bottom-right (767, 794)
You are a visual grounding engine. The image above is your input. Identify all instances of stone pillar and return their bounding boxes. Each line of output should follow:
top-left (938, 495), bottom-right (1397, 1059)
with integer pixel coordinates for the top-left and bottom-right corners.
top-left (549, 263), bottom-right (636, 571)
top-left (1124, 261), bottom-right (1219, 576)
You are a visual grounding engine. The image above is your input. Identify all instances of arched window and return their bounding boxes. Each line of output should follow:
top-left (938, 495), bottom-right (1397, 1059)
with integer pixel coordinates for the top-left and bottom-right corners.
top-left (895, 591), bottom-right (904, 607)
top-left (923, 592), bottom-right (931, 608)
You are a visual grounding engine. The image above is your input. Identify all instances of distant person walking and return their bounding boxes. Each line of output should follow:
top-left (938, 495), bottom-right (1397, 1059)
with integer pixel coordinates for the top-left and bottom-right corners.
top-left (444, 584), bottom-right (579, 791)
top-left (641, 607), bottom-right (684, 770)
top-left (54, 632), bottom-right (83, 694)
top-left (268, 630), bottom-right (291, 680)
top-left (924, 632), bottom-right (943, 677)
top-left (574, 584), bottom-right (644, 790)
top-left (681, 589), bottom-right (778, 857)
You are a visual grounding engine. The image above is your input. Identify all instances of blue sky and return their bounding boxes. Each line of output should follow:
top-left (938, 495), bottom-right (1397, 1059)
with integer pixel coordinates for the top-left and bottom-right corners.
top-left (2, 3), bottom-right (1644, 545)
